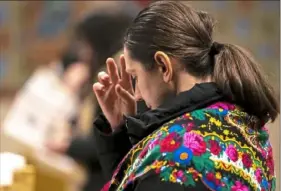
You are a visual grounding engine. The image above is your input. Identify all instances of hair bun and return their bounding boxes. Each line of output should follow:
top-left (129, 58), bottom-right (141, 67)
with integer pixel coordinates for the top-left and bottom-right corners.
top-left (210, 41), bottom-right (224, 56)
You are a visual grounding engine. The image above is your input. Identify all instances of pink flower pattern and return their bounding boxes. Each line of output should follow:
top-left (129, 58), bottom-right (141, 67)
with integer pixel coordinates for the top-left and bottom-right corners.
top-left (183, 132), bottom-right (206, 156)
top-left (226, 145), bottom-right (239, 162)
top-left (207, 102), bottom-right (236, 110)
top-left (255, 168), bottom-right (263, 183)
top-left (231, 181), bottom-right (249, 191)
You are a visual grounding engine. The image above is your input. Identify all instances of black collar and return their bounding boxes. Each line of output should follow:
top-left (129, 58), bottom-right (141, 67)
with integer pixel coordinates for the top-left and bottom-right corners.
top-left (125, 82), bottom-right (224, 145)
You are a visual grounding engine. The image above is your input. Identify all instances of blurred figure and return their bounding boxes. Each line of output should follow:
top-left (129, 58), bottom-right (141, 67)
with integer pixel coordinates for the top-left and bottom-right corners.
top-left (46, 5), bottom-right (143, 191)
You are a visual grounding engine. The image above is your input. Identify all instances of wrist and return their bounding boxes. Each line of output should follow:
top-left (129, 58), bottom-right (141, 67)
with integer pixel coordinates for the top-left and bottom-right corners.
top-left (110, 119), bottom-right (125, 132)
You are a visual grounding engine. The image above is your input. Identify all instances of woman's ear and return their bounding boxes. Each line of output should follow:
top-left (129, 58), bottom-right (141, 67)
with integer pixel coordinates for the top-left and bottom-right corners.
top-left (154, 51), bottom-right (173, 83)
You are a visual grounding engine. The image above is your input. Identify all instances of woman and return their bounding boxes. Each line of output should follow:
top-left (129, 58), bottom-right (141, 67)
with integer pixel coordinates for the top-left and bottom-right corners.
top-left (92, 1), bottom-right (279, 191)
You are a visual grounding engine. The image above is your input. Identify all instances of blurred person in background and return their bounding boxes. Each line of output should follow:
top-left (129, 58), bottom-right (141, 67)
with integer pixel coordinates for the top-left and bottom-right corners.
top-left (46, 4), bottom-right (147, 191)
top-left (92, 1), bottom-right (279, 190)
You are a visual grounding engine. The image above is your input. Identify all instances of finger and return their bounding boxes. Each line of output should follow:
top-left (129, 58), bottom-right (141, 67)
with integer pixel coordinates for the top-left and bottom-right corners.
top-left (119, 55), bottom-right (133, 94)
top-left (120, 55), bottom-right (131, 82)
top-left (106, 58), bottom-right (120, 84)
top-left (97, 71), bottom-right (111, 86)
top-left (92, 83), bottom-right (105, 97)
top-left (115, 84), bottom-right (135, 105)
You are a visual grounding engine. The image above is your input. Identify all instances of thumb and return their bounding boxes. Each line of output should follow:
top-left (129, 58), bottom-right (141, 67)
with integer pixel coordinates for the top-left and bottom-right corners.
top-left (115, 84), bottom-right (135, 105)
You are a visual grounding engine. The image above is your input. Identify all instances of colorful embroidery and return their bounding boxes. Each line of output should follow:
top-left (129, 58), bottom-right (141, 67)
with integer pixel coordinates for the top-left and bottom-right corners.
top-left (109, 102), bottom-right (275, 191)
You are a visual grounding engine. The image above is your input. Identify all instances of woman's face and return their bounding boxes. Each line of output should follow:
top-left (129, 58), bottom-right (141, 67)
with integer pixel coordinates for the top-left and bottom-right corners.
top-left (124, 48), bottom-right (174, 109)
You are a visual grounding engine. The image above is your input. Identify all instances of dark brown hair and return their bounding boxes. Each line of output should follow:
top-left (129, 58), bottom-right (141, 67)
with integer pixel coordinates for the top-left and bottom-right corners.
top-left (124, 1), bottom-right (279, 123)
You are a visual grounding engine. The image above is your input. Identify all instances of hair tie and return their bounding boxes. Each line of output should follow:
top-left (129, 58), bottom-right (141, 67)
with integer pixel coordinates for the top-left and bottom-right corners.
top-left (209, 41), bottom-right (224, 56)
